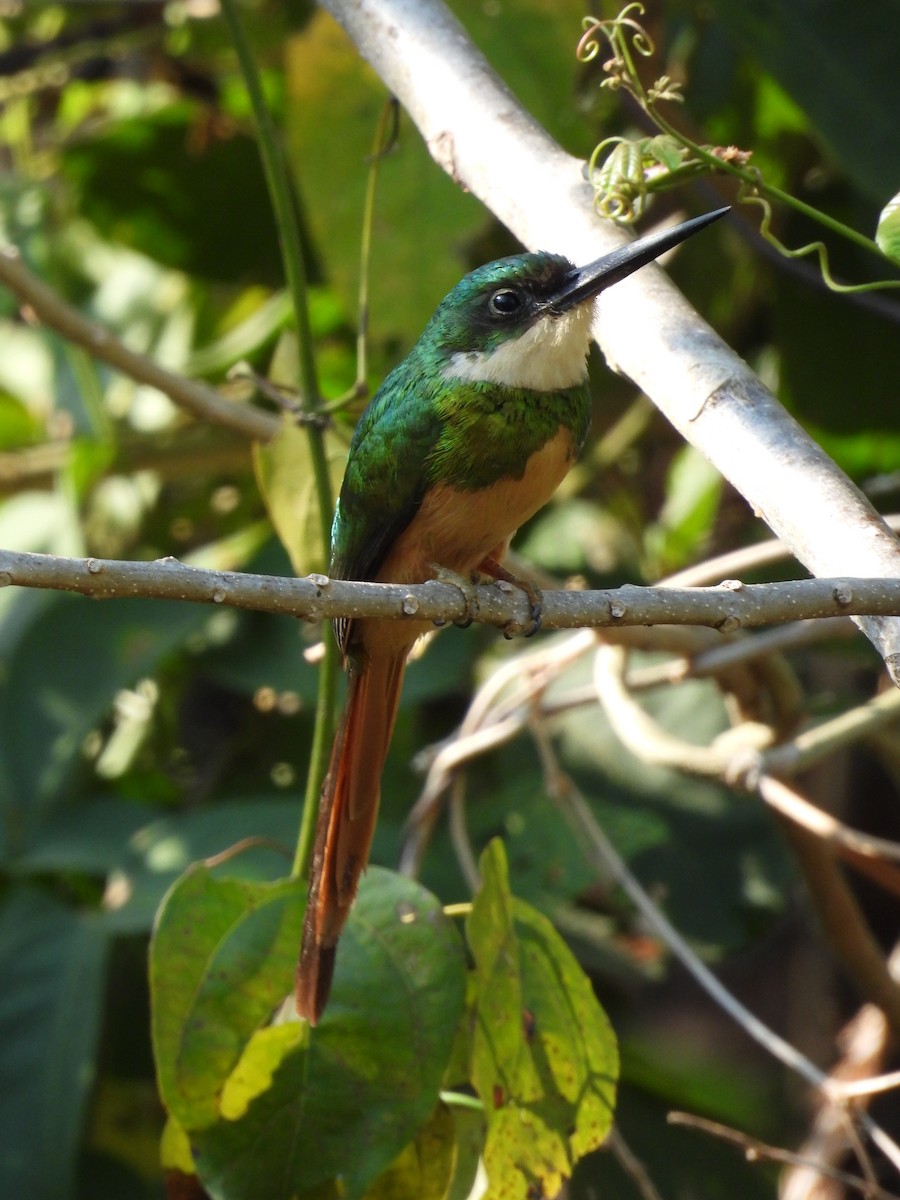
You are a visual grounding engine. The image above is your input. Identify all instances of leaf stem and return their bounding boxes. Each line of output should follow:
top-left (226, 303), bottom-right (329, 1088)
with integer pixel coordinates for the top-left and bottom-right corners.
top-left (219, 0), bottom-right (338, 879)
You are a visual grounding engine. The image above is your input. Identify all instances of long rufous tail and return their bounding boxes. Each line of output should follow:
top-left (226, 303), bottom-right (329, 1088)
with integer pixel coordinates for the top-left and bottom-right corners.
top-left (295, 650), bottom-right (407, 1024)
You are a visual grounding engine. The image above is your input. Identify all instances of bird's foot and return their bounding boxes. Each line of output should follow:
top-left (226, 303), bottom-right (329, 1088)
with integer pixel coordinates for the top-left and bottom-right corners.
top-left (477, 556), bottom-right (543, 638)
top-left (431, 565), bottom-right (480, 628)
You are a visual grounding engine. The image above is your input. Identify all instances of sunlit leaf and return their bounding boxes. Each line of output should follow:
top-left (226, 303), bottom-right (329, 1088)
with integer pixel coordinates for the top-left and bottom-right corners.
top-left (161, 1114), bottom-right (196, 1176)
top-left (61, 105), bottom-right (286, 284)
top-left (362, 1102), bottom-right (456, 1200)
top-left (150, 868), bottom-right (306, 1130)
top-left (191, 869), bottom-right (466, 1200)
top-left (218, 1022), bottom-right (305, 1120)
top-left (876, 191), bottom-right (900, 264)
top-left (253, 415), bottom-right (348, 576)
top-left (466, 840), bottom-right (618, 1199)
top-left (645, 444), bottom-right (723, 574)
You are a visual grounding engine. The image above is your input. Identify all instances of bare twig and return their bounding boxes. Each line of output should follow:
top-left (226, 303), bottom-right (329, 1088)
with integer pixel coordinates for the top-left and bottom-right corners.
top-left (661, 618), bottom-right (853, 681)
top-left (402, 635), bottom-right (588, 877)
top-left (663, 515), bottom-right (900, 588)
top-left (755, 691), bottom-right (900, 781)
top-left (668, 1112), bottom-right (900, 1200)
top-left (758, 776), bottom-right (900, 868)
top-left (605, 1128), bottom-right (666, 1200)
top-left (778, 820), bottom-right (900, 1039)
top-left (592, 641), bottom-right (776, 776)
top-left (837, 1072), bottom-right (900, 1101)
top-left (0, 246), bottom-right (279, 443)
top-left (591, 643), bottom-right (900, 788)
top-left (782, 959), bottom-right (900, 1200)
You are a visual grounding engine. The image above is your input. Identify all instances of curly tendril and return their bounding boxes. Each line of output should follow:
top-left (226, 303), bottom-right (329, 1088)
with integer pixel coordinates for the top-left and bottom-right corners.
top-left (577, 5), bottom-right (654, 66)
top-left (577, 3), bottom-right (900, 289)
top-left (587, 138), bottom-right (648, 222)
top-left (739, 180), bottom-right (900, 294)
top-left (587, 134), bottom-right (702, 224)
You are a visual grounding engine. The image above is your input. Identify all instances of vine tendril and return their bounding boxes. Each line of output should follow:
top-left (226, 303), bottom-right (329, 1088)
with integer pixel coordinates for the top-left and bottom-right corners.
top-left (578, 4), bottom-right (900, 292)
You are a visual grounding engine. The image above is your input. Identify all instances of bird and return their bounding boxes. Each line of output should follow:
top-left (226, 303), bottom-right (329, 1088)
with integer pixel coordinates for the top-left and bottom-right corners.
top-left (295, 206), bottom-right (729, 1023)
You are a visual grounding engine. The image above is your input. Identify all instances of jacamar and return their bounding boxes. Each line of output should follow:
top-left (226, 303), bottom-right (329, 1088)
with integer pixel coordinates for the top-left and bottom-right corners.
top-left (296, 206), bottom-right (728, 1023)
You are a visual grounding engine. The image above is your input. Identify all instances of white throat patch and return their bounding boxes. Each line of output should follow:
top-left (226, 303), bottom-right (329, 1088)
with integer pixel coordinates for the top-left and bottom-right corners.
top-left (442, 305), bottom-right (592, 391)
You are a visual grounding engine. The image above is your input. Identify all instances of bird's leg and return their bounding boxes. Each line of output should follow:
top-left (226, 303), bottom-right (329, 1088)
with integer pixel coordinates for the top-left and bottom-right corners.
top-left (477, 555), bottom-right (543, 639)
top-left (430, 564), bottom-right (481, 628)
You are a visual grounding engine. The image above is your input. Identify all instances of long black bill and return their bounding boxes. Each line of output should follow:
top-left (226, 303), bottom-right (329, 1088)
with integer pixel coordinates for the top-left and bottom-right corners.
top-left (549, 206), bottom-right (729, 313)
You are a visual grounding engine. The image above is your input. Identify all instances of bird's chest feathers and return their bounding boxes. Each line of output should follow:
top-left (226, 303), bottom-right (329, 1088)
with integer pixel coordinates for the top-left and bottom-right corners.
top-left (376, 426), bottom-right (577, 582)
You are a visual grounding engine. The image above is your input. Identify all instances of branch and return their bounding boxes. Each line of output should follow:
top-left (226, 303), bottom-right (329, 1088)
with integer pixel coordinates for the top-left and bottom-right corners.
top-left (0, 246), bottom-right (279, 443)
top-left (668, 1113), bottom-right (900, 1200)
top-left (777, 817), bottom-right (900, 1040)
top-left (3, 546), bottom-right (900, 631)
top-left (781, 990), bottom-right (895, 1200)
top-left (320, 0), bottom-right (900, 683)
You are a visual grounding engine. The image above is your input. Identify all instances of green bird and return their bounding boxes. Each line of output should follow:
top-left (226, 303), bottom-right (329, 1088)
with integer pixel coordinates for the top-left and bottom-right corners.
top-left (296, 206), bottom-right (728, 1023)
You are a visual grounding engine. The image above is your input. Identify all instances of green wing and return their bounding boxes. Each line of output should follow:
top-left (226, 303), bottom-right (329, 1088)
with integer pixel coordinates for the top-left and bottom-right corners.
top-left (330, 352), bottom-right (443, 589)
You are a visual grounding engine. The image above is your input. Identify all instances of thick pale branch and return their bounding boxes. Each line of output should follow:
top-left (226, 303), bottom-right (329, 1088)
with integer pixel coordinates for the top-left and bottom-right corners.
top-left (0, 246), bottom-right (279, 443)
top-left (321, 0), bottom-right (900, 682)
top-left (2, 546), bottom-right (900, 631)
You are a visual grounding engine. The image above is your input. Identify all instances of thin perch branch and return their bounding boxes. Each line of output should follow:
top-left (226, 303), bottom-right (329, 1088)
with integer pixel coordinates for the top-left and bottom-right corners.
top-left (1, 545), bottom-right (900, 631)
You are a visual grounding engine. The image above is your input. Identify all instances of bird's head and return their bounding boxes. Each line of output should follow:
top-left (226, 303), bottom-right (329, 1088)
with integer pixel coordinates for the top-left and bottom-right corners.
top-left (423, 207), bottom-right (728, 392)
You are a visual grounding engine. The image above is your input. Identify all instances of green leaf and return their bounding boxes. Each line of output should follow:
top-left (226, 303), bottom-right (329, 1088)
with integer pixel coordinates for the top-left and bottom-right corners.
top-left (191, 868), bottom-right (466, 1200)
top-left (61, 105), bottom-right (286, 285)
top-left (19, 796), bottom-right (163, 877)
top-left (253, 416), bottom-right (348, 576)
top-left (150, 867), bottom-right (306, 1131)
top-left (362, 1102), bottom-right (456, 1200)
top-left (0, 593), bottom-right (211, 842)
top-left (0, 392), bottom-right (39, 449)
top-left (0, 886), bottom-right (109, 1200)
top-left (645, 445), bottom-right (723, 574)
top-left (466, 840), bottom-right (618, 1199)
top-left (876, 191), bottom-right (900, 264)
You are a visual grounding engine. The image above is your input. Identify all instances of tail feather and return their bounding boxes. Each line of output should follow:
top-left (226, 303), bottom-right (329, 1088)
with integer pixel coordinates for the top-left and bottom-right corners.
top-left (296, 651), bottom-right (407, 1023)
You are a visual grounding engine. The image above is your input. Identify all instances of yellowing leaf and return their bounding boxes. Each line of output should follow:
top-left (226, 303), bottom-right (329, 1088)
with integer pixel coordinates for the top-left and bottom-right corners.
top-left (190, 869), bottom-right (467, 1200)
top-left (362, 1103), bottom-right (456, 1200)
top-left (160, 1114), bottom-right (195, 1175)
top-left (220, 1022), bottom-right (307, 1121)
top-left (466, 840), bottom-right (618, 1199)
top-left (150, 870), bottom-right (306, 1131)
top-left (253, 415), bottom-right (347, 576)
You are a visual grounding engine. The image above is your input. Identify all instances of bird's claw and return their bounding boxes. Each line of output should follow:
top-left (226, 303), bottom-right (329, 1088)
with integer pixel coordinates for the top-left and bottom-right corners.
top-left (501, 583), bottom-right (543, 639)
top-left (431, 565), bottom-right (480, 628)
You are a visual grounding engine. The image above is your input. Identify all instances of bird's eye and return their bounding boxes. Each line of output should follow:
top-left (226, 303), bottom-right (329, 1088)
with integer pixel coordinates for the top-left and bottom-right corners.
top-left (488, 288), bottom-right (523, 316)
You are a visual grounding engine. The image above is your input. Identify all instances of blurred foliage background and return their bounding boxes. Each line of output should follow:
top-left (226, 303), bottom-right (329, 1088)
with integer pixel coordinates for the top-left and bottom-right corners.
top-left (1, 1), bottom-right (899, 1197)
